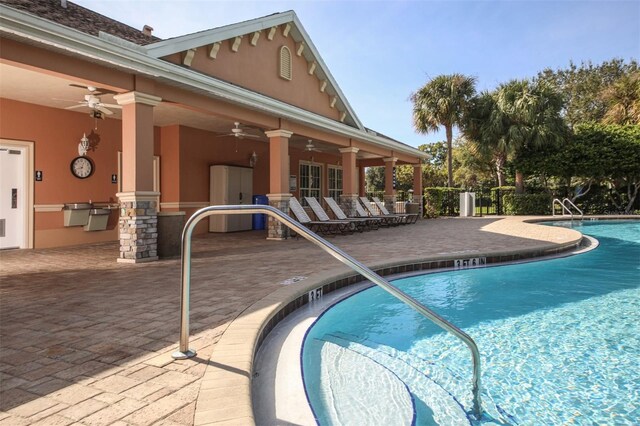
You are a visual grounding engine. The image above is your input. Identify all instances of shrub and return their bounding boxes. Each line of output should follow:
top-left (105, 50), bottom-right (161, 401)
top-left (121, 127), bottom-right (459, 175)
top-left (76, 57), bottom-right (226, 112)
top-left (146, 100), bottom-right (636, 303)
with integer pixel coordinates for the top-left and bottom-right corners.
top-left (423, 187), bottom-right (464, 217)
top-left (503, 193), bottom-right (552, 215)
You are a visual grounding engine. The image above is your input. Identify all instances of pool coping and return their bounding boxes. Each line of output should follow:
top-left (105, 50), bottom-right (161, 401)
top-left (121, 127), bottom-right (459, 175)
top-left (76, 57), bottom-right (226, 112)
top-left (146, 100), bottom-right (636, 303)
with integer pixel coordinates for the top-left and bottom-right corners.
top-left (192, 216), bottom-right (617, 425)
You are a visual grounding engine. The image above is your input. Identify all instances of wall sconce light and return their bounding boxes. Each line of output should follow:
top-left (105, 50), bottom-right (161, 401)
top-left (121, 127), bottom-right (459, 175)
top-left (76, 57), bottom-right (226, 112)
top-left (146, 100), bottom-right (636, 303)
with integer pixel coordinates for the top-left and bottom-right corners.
top-left (78, 133), bottom-right (90, 156)
top-left (249, 151), bottom-right (258, 167)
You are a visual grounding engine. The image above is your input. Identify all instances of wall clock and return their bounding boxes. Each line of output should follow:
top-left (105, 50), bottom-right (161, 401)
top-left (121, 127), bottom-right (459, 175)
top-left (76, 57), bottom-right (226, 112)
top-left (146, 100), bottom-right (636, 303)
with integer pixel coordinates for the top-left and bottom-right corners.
top-left (70, 156), bottom-right (94, 179)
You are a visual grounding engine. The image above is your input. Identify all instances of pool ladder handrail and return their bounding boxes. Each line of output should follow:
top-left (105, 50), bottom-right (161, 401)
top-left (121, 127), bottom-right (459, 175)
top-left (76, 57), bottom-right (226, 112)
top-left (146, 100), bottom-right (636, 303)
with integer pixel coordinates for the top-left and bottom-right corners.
top-left (562, 198), bottom-right (584, 220)
top-left (172, 204), bottom-right (483, 419)
top-left (552, 198), bottom-right (584, 221)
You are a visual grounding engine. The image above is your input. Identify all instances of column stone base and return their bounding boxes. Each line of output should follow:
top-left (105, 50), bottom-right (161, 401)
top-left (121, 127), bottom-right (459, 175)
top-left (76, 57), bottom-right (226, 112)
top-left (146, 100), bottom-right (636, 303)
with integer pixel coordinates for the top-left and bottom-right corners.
top-left (412, 194), bottom-right (423, 219)
top-left (383, 194), bottom-right (397, 214)
top-left (339, 194), bottom-right (359, 217)
top-left (266, 193), bottom-right (291, 240)
top-left (116, 191), bottom-right (160, 263)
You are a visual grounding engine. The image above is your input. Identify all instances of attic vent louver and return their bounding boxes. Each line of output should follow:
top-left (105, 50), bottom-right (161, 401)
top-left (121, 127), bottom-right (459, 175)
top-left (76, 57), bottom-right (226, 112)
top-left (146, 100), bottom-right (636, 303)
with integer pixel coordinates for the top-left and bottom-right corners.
top-left (279, 46), bottom-right (292, 81)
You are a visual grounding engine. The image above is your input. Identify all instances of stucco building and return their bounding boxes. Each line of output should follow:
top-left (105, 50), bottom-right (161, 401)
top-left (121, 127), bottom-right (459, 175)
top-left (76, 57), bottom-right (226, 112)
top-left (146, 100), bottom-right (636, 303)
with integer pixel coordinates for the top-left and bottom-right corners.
top-left (0, 0), bottom-right (426, 261)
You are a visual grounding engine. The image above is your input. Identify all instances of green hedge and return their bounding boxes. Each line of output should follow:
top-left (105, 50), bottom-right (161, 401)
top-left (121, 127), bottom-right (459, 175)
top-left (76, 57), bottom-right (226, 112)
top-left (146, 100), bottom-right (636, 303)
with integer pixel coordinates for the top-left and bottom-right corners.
top-left (423, 187), bottom-right (464, 217)
top-left (503, 193), bottom-right (552, 215)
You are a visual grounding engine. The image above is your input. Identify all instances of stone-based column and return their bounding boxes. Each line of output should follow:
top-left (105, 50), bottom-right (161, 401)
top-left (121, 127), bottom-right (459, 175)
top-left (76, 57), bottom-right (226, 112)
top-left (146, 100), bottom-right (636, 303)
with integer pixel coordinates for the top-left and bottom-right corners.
top-left (114, 91), bottom-right (161, 263)
top-left (265, 129), bottom-right (293, 240)
top-left (339, 147), bottom-right (359, 217)
top-left (116, 191), bottom-right (160, 262)
top-left (266, 193), bottom-right (291, 240)
top-left (383, 157), bottom-right (397, 213)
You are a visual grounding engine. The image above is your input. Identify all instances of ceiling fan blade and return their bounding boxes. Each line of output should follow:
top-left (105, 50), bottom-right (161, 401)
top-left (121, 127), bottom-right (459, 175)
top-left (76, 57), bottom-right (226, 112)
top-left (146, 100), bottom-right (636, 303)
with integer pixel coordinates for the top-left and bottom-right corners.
top-left (216, 133), bottom-right (236, 138)
top-left (100, 103), bottom-right (122, 109)
top-left (96, 106), bottom-right (114, 115)
top-left (69, 83), bottom-right (118, 95)
top-left (240, 133), bottom-right (261, 139)
top-left (65, 104), bottom-right (87, 110)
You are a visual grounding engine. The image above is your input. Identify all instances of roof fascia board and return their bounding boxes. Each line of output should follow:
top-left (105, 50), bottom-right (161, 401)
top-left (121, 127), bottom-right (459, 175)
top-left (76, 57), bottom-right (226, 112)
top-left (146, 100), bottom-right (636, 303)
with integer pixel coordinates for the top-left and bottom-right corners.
top-left (0, 6), bottom-right (425, 159)
top-left (289, 14), bottom-right (363, 130)
top-left (145, 11), bottom-right (296, 58)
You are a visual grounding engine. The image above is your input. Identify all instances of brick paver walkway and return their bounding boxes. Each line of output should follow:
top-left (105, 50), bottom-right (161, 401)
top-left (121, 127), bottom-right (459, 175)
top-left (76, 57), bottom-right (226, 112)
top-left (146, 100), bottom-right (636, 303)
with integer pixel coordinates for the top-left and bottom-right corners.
top-left (0, 217), bottom-right (580, 425)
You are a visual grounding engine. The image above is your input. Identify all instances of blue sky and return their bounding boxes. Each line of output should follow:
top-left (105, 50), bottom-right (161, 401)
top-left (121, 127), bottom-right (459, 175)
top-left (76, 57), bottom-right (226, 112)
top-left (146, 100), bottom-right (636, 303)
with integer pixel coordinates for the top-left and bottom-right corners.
top-left (75, 0), bottom-right (639, 147)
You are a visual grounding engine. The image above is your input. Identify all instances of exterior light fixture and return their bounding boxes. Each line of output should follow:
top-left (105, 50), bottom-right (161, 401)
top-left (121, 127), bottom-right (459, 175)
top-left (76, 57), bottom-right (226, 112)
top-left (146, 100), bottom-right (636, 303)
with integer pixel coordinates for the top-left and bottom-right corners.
top-left (249, 151), bottom-right (258, 167)
top-left (78, 133), bottom-right (90, 156)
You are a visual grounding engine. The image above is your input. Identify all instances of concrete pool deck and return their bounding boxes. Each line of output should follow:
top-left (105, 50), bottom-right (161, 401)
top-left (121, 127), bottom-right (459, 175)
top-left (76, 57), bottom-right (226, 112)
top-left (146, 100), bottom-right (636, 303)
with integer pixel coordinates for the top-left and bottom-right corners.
top-left (0, 216), bottom-right (588, 425)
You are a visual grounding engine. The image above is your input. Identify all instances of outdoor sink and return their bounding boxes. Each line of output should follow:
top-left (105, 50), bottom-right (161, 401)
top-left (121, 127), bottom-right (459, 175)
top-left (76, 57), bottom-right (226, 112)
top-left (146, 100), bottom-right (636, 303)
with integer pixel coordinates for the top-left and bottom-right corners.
top-left (63, 203), bottom-right (92, 226)
top-left (84, 208), bottom-right (112, 231)
top-left (64, 203), bottom-right (92, 210)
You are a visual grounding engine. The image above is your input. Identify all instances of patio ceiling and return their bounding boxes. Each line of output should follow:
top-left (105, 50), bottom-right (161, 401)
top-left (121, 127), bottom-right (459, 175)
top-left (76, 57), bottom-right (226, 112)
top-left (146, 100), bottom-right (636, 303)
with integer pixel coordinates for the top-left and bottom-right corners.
top-left (0, 62), bottom-right (380, 158)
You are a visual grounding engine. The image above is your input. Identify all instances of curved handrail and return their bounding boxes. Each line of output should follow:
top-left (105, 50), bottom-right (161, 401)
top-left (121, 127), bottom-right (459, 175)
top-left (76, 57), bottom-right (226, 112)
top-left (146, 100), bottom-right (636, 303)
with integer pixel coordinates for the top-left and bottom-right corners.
top-left (172, 204), bottom-right (483, 418)
top-left (562, 198), bottom-right (584, 220)
top-left (552, 198), bottom-right (573, 219)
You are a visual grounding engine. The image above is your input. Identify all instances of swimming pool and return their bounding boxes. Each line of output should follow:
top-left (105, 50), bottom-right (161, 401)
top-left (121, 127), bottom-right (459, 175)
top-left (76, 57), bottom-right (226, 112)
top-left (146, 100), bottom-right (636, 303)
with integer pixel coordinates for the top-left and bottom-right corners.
top-left (302, 221), bottom-right (640, 425)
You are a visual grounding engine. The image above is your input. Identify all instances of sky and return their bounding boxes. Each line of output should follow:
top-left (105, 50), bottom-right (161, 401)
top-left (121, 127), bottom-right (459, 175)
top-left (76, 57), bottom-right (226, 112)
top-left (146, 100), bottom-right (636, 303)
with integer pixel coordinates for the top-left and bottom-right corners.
top-left (74, 0), bottom-right (639, 148)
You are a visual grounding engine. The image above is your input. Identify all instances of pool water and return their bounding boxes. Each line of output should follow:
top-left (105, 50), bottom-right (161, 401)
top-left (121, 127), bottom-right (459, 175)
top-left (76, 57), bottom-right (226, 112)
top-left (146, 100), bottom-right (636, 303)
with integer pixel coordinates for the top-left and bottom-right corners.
top-left (302, 221), bottom-right (640, 425)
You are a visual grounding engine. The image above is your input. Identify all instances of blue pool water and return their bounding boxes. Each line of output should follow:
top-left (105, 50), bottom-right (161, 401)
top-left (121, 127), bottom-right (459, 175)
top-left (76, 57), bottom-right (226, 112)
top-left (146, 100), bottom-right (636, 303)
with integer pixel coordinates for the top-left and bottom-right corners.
top-left (302, 221), bottom-right (640, 425)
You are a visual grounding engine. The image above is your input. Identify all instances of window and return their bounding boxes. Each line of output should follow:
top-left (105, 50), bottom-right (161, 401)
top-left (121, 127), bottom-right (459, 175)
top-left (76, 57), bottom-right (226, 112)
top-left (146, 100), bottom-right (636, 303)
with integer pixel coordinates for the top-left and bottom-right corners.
top-left (328, 165), bottom-right (342, 201)
top-left (279, 46), bottom-right (292, 80)
top-left (299, 162), bottom-right (321, 204)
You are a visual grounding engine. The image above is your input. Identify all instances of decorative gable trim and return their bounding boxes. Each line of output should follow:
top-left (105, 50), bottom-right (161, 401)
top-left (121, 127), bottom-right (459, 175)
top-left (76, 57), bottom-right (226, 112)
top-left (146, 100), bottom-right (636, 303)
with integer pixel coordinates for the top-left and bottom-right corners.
top-left (282, 23), bottom-right (291, 37)
top-left (267, 26), bottom-right (277, 41)
top-left (231, 36), bottom-right (242, 52)
top-left (208, 42), bottom-right (221, 59)
top-left (182, 48), bottom-right (196, 66)
top-left (144, 11), bottom-right (364, 129)
top-left (250, 31), bottom-right (260, 46)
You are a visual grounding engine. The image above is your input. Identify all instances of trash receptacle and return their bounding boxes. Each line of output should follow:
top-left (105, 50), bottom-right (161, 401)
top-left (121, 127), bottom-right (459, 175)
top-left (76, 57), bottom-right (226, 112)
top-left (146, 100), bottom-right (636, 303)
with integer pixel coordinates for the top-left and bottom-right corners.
top-left (157, 212), bottom-right (186, 258)
top-left (252, 195), bottom-right (268, 230)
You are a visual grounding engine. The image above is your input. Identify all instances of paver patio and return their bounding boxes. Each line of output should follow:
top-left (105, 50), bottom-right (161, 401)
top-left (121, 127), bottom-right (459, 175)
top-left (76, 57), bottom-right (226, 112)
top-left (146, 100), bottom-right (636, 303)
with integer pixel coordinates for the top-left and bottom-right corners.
top-left (0, 217), bottom-right (581, 425)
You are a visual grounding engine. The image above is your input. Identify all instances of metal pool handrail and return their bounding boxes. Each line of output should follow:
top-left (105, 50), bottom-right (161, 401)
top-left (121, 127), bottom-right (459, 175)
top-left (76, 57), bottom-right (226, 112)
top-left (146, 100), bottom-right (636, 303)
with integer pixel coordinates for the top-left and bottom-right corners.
top-left (552, 198), bottom-right (574, 219)
top-left (562, 198), bottom-right (584, 220)
top-left (172, 204), bottom-right (483, 418)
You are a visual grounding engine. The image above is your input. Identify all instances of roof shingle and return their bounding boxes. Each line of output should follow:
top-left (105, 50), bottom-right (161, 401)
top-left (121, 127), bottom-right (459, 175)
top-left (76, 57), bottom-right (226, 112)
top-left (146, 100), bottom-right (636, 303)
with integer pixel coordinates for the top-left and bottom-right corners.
top-left (1, 0), bottom-right (161, 45)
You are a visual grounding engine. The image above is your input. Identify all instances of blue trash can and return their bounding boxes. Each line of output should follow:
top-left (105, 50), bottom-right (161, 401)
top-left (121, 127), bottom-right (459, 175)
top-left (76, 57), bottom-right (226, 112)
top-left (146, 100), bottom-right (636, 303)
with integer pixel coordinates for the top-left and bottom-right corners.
top-left (252, 195), bottom-right (269, 230)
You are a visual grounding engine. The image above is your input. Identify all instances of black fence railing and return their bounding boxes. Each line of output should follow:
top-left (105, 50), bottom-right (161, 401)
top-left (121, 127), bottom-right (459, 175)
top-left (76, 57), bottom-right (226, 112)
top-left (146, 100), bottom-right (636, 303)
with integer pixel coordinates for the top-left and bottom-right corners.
top-left (422, 187), bottom-right (516, 217)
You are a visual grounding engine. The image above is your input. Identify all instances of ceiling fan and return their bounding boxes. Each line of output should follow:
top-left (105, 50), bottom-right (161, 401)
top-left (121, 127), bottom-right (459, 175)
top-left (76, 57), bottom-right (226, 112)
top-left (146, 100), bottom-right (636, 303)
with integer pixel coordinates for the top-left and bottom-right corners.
top-left (217, 122), bottom-right (263, 139)
top-left (305, 139), bottom-right (322, 152)
top-left (63, 86), bottom-right (121, 116)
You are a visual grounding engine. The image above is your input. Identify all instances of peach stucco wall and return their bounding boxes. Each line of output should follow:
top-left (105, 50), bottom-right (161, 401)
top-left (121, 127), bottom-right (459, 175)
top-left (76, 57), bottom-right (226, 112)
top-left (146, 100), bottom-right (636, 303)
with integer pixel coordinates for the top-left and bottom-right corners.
top-left (158, 125), bottom-right (270, 235)
top-left (0, 98), bottom-right (165, 248)
top-left (162, 29), bottom-right (340, 122)
top-left (0, 99), bottom-right (122, 247)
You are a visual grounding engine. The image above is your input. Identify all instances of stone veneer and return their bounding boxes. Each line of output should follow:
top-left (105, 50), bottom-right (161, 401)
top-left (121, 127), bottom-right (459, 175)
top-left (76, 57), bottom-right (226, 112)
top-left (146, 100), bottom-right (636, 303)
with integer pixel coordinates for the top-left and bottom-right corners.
top-left (383, 194), bottom-right (396, 213)
top-left (116, 192), bottom-right (160, 263)
top-left (267, 194), bottom-right (291, 240)
top-left (339, 194), bottom-right (359, 217)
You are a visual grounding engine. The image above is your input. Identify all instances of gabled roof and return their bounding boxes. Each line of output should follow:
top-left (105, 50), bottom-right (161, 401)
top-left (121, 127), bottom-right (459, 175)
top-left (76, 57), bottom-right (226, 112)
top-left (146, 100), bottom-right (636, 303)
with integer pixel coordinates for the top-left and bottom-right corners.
top-left (0, 3), bottom-right (427, 160)
top-left (0, 0), bottom-right (161, 45)
top-left (144, 11), bottom-right (364, 130)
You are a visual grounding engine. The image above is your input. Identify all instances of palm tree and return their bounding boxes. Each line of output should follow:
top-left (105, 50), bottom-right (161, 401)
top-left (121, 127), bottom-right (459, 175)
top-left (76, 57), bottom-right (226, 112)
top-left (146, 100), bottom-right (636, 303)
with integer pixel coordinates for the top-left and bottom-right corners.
top-left (601, 72), bottom-right (640, 125)
top-left (411, 74), bottom-right (476, 187)
top-left (463, 79), bottom-right (567, 192)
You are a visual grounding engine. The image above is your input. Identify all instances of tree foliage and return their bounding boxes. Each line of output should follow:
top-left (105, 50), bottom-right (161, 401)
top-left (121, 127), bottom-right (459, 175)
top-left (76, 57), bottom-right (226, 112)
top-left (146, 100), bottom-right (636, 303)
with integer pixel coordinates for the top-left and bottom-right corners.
top-left (462, 79), bottom-right (568, 191)
top-left (537, 59), bottom-right (639, 126)
top-left (411, 74), bottom-right (476, 187)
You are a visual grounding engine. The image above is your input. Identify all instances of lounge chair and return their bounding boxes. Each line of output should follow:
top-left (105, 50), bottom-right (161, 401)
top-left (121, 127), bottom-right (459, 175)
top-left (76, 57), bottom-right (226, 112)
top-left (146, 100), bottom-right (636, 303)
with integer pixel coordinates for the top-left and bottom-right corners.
top-left (323, 197), bottom-right (381, 230)
top-left (372, 197), bottom-right (418, 224)
top-left (359, 196), bottom-right (409, 225)
top-left (304, 197), bottom-right (364, 232)
top-left (356, 197), bottom-right (400, 227)
top-left (289, 197), bottom-right (351, 236)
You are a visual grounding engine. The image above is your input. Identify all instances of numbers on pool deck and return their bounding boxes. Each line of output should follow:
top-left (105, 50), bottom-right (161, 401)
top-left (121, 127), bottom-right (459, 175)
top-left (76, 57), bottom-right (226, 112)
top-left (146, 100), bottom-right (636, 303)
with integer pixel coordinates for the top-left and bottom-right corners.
top-left (454, 257), bottom-right (486, 269)
top-left (308, 288), bottom-right (323, 301)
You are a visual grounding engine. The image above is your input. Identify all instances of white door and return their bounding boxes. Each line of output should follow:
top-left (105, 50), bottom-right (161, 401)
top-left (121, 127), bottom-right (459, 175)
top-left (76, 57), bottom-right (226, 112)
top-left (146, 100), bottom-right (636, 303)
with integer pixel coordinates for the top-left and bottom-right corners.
top-left (0, 146), bottom-right (26, 249)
